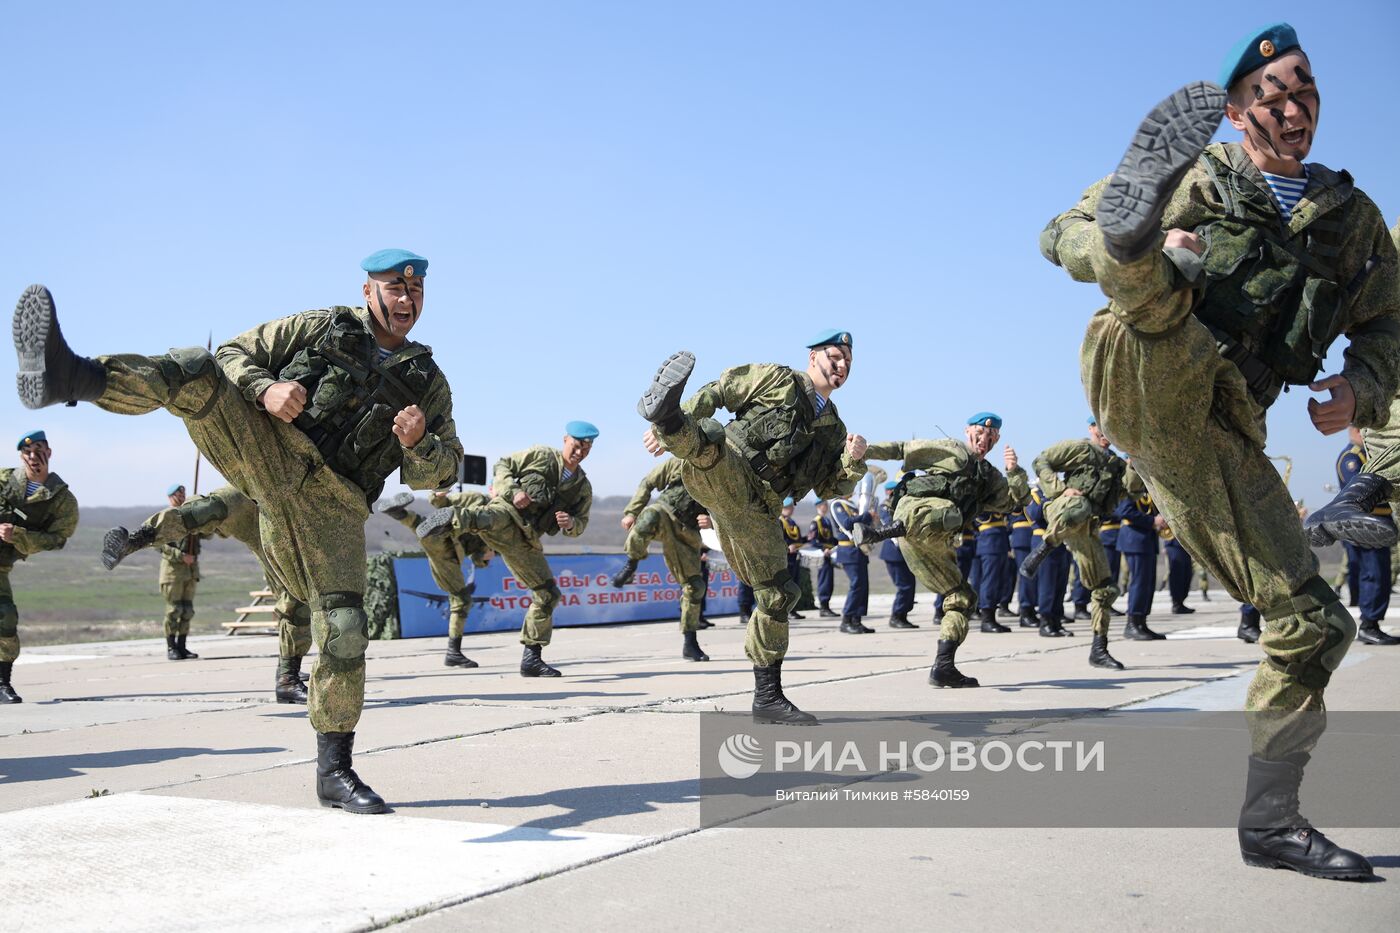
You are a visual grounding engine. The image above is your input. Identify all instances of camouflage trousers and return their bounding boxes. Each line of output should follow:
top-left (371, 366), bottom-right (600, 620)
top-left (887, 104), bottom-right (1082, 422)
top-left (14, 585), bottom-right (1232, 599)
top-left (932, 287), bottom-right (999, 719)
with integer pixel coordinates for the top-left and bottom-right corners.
top-left (1361, 396), bottom-right (1400, 486)
top-left (889, 495), bottom-right (976, 645)
top-left (658, 416), bottom-right (794, 666)
top-left (451, 499), bottom-right (557, 646)
top-left (396, 511), bottom-right (474, 638)
top-left (142, 491), bottom-right (312, 662)
top-left (0, 568), bottom-right (19, 662)
top-left (623, 505), bottom-right (704, 633)
top-left (1073, 237), bottom-right (1354, 758)
top-left (95, 352), bottom-right (371, 734)
top-left (161, 578), bottom-right (197, 636)
top-left (1042, 496), bottom-right (1115, 637)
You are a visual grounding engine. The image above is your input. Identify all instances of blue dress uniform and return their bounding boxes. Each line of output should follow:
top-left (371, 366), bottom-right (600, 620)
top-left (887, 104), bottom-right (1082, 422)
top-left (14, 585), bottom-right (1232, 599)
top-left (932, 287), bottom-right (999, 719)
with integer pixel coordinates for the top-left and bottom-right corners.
top-left (779, 507), bottom-right (807, 621)
top-left (831, 500), bottom-right (872, 633)
top-left (809, 512), bottom-right (839, 616)
top-left (1164, 535), bottom-right (1195, 613)
top-left (1114, 494), bottom-right (1166, 639)
top-left (1009, 509), bottom-right (1039, 626)
top-left (1336, 442), bottom-right (1398, 644)
top-left (1024, 488), bottom-right (1073, 636)
top-left (879, 498), bottom-right (917, 627)
top-left (974, 512), bottom-right (1012, 633)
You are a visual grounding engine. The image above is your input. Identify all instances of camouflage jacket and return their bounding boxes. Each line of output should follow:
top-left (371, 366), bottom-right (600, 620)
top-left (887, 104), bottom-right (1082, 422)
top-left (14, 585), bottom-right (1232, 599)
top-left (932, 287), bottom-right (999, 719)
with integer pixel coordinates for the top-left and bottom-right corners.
top-left (158, 533), bottom-right (205, 586)
top-left (491, 446), bottom-right (593, 545)
top-left (865, 439), bottom-right (1030, 521)
top-left (623, 458), bottom-right (705, 529)
top-left (1033, 440), bottom-right (1144, 517)
top-left (682, 362), bottom-right (866, 510)
top-left (1043, 142), bottom-right (1400, 427)
top-left (215, 306), bottom-right (463, 499)
top-left (0, 468), bottom-right (78, 569)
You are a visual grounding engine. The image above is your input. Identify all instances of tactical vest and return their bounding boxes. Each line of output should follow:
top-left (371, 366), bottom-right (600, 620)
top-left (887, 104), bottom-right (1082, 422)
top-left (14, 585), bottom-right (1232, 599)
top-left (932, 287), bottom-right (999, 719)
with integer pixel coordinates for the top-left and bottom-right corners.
top-left (277, 308), bottom-right (442, 502)
top-left (1064, 454), bottom-right (1125, 515)
top-left (0, 471), bottom-right (68, 567)
top-left (517, 468), bottom-right (590, 536)
top-left (658, 481), bottom-right (705, 528)
top-left (890, 458), bottom-right (993, 522)
top-left (725, 373), bottom-right (820, 498)
top-left (1193, 151), bottom-right (1357, 407)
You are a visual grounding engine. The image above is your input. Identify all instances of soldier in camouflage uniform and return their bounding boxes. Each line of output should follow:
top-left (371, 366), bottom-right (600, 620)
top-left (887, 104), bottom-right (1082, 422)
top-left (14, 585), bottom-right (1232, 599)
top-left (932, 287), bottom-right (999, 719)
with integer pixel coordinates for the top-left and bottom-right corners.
top-left (12, 249), bottom-right (463, 813)
top-left (378, 488), bottom-right (495, 668)
top-left (103, 483), bottom-right (312, 703)
top-left (154, 483), bottom-right (203, 661)
top-left (0, 430), bottom-right (78, 704)
top-left (418, 424), bottom-right (595, 677)
top-left (856, 412), bottom-right (1030, 687)
top-left (636, 331), bottom-right (867, 725)
top-left (610, 456), bottom-right (711, 662)
top-left (1040, 24), bottom-right (1397, 878)
top-left (1018, 423), bottom-right (1144, 670)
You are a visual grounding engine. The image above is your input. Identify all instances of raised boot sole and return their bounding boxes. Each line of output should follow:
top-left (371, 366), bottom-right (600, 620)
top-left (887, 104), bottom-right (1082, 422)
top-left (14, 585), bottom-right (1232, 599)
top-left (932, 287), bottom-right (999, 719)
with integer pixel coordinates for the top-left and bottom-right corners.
top-left (1317, 514), bottom-right (1399, 549)
top-left (415, 508), bottom-right (455, 540)
top-left (637, 351), bottom-right (695, 423)
top-left (1097, 82), bottom-right (1227, 254)
top-left (101, 527), bottom-right (132, 571)
top-left (13, 284), bottom-right (58, 410)
top-left (375, 491), bottom-right (416, 517)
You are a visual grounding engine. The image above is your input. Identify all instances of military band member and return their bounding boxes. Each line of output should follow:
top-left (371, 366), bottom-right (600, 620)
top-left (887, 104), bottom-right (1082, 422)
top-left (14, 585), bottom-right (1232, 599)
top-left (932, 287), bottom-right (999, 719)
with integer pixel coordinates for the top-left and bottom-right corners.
top-left (808, 500), bottom-right (839, 617)
top-left (879, 481), bottom-right (917, 629)
top-left (1327, 431), bottom-right (1398, 645)
top-left (831, 498), bottom-right (873, 633)
top-left (1114, 492), bottom-right (1167, 640)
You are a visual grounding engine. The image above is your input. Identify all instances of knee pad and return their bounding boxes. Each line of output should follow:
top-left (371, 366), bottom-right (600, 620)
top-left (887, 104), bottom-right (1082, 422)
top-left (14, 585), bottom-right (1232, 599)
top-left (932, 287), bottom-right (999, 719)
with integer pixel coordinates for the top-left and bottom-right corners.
top-left (314, 592), bottom-right (368, 661)
top-left (181, 495), bottom-right (229, 530)
top-left (1090, 583), bottom-right (1119, 606)
top-left (682, 574), bottom-right (706, 599)
top-left (941, 583), bottom-right (976, 615)
top-left (166, 346), bottom-right (216, 375)
top-left (0, 601), bottom-right (17, 638)
top-left (1261, 579), bottom-right (1355, 690)
top-left (634, 507), bottom-right (662, 538)
top-left (533, 582), bottom-right (562, 613)
top-left (179, 600), bottom-right (196, 622)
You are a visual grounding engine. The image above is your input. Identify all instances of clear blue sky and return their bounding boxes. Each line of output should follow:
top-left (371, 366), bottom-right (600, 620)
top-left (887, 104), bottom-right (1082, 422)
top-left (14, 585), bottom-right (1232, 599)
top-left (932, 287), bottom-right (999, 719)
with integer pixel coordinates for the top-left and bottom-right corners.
top-left (2, 1), bottom-right (1396, 507)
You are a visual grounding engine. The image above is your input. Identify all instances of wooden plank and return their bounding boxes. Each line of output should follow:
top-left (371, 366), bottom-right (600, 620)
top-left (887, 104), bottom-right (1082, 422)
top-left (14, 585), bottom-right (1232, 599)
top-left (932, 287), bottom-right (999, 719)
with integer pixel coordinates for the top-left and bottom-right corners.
top-left (233, 606), bottom-right (279, 615)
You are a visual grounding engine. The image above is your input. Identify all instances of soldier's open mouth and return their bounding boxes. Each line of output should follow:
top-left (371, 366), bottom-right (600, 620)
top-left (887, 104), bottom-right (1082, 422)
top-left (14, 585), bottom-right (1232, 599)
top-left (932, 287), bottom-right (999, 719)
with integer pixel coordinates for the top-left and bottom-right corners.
top-left (1280, 128), bottom-right (1306, 145)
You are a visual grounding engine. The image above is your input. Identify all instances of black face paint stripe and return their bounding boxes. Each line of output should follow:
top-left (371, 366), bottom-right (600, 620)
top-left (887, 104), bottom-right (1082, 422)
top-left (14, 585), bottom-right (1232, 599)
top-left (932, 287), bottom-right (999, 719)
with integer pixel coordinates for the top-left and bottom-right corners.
top-left (1294, 66), bottom-right (1314, 85)
top-left (1268, 107), bottom-right (1287, 128)
top-left (1247, 111), bottom-right (1281, 156)
top-left (1265, 73), bottom-right (1289, 92)
top-left (1252, 84), bottom-right (1264, 101)
top-left (1287, 92), bottom-right (1313, 124)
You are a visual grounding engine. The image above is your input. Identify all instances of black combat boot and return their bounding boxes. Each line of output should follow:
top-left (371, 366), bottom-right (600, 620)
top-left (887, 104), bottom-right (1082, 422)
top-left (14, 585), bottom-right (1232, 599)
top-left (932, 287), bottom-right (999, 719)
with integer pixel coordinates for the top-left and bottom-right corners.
top-left (610, 558), bottom-right (640, 588)
top-left (444, 636), bottom-right (479, 668)
top-left (0, 661), bottom-right (22, 704)
top-left (1088, 633), bottom-right (1125, 670)
top-left (173, 634), bottom-right (198, 660)
top-left (851, 520), bottom-right (904, 547)
top-left (979, 606), bottom-right (1010, 634)
top-left (101, 524), bottom-right (156, 571)
top-left (818, 602), bottom-right (838, 619)
top-left (1238, 754), bottom-right (1374, 880)
top-left (316, 732), bottom-right (388, 814)
top-left (275, 657), bottom-right (308, 704)
top-left (415, 507), bottom-right (455, 540)
top-left (1073, 604), bottom-right (1091, 621)
top-left (637, 350), bottom-right (695, 434)
top-left (752, 661), bottom-right (817, 725)
top-left (997, 602), bottom-right (1016, 619)
top-left (165, 634), bottom-right (182, 661)
top-left (889, 612), bottom-right (917, 630)
top-left (12, 284), bottom-right (108, 409)
top-left (1237, 607), bottom-right (1262, 644)
top-left (1039, 616), bottom-right (1071, 638)
top-left (1171, 601), bottom-right (1195, 614)
top-left (929, 640), bottom-right (979, 688)
top-left (696, 616), bottom-right (714, 629)
top-left (1123, 613), bottom-right (1165, 641)
top-left (1304, 473), bottom-right (1397, 548)
top-left (839, 614), bottom-right (865, 635)
top-left (1356, 620), bottom-right (1400, 646)
top-left (1018, 540), bottom-right (1052, 579)
top-left (1096, 82), bottom-right (1227, 263)
top-left (1019, 607), bottom-right (1041, 629)
top-left (374, 491), bottom-right (415, 521)
top-left (520, 644), bottom-right (561, 678)
top-left (682, 631), bottom-right (709, 662)
top-left (789, 609), bottom-right (804, 620)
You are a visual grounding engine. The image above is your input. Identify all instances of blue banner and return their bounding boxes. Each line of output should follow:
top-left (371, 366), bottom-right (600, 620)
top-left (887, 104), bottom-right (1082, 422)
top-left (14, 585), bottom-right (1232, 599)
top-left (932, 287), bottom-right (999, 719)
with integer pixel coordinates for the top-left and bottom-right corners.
top-left (394, 552), bottom-right (743, 638)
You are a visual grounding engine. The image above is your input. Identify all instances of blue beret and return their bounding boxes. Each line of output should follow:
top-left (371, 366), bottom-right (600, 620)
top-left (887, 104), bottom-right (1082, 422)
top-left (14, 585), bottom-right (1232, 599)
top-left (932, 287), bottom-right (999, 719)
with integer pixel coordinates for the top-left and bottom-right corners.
top-left (1087, 415), bottom-right (1098, 426)
top-left (806, 329), bottom-right (853, 351)
top-left (17, 430), bottom-right (46, 450)
top-left (966, 411), bottom-right (1002, 430)
top-left (361, 249), bottom-right (428, 278)
top-left (1219, 22), bottom-right (1301, 91)
top-left (166, 483), bottom-right (186, 496)
top-left (565, 420), bottom-right (599, 440)
top-left (782, 496), bottom-right (795, 506)
top-left (883, 480), bottom-right (899, 490)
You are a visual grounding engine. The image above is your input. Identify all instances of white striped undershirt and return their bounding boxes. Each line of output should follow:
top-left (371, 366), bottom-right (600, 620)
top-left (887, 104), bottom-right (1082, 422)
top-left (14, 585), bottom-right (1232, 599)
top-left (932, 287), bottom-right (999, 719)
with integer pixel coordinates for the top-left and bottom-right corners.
top-left (813, 393), bottom-right (829, 416)
top-left (1261, 168), bottom-right (1310, 221)
top-left (25, 480), bottom-right (41, 496)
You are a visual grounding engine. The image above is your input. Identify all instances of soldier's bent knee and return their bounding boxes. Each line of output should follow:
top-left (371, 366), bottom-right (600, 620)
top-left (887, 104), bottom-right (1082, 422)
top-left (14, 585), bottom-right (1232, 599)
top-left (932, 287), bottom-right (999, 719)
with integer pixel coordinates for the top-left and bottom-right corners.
top-left (634, 508), bottom-right (662, 537)
top-left (0, 601), bottom-right (17, 638)
top-left (182, 496), bottom-right (229, 529)
top-left (315, 592), bottom-right (368, 661)
top-left (755, 570), bottom-right (799, 616)
top-left (1090, 584), bottom-right (1119, 605)
top-left (533, 582), bottom-right (562, 613)
top-left (942, 583), bottom-right (976, 615)
top-left (178, 600), bottom-right (196, 622)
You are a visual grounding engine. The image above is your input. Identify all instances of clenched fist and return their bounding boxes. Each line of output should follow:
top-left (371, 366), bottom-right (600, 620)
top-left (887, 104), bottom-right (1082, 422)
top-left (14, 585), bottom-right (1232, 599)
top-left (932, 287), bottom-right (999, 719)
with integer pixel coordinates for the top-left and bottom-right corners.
top-left (846, 433), bottom-right (867, 460)
top-left (392, 405), bottom-right (426, 448)
top-left (260, 382), bottom-right (307, 423)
